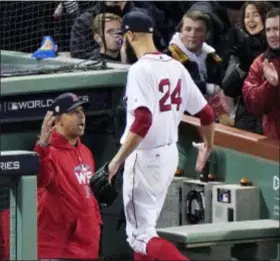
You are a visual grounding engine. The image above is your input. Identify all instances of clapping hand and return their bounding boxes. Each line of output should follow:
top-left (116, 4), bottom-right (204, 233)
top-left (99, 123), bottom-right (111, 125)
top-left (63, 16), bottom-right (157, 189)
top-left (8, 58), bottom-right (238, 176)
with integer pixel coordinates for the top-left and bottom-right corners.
top-left (263, 59), bottom-right (279, 87)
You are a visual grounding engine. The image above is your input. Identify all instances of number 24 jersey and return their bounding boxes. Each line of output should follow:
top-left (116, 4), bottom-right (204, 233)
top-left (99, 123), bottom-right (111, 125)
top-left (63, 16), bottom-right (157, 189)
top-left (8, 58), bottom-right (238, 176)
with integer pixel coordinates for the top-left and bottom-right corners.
top-left (120, 53), bottom-right (207, 149)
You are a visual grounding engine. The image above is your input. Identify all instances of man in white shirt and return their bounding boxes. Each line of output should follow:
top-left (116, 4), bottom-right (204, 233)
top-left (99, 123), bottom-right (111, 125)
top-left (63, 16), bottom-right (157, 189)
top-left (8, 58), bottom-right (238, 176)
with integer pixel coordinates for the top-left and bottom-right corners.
top-left (108, 10), bottom-right (215, 261)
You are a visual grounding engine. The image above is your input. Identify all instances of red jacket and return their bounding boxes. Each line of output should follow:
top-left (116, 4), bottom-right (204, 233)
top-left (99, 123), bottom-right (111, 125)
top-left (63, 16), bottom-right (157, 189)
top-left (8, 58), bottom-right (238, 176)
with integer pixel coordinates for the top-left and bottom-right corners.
top-left (242, 52), bottom-right (280, 140)
top-left (34, 131), bottom-right (102, 259)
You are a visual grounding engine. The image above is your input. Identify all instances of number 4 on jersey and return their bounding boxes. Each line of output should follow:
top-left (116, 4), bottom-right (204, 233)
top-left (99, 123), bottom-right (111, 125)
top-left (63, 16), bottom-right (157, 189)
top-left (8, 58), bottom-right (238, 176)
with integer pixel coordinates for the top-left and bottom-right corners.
top-left (159, 79), bottom-right (182, 112)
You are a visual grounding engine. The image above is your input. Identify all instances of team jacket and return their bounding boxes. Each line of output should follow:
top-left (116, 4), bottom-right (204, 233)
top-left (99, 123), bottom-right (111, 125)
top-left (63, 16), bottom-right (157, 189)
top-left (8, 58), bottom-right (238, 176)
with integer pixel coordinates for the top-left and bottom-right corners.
top-left (242, 49), bottom-right (280, 140)
top-left (34, 131), bottom-right (102, 259)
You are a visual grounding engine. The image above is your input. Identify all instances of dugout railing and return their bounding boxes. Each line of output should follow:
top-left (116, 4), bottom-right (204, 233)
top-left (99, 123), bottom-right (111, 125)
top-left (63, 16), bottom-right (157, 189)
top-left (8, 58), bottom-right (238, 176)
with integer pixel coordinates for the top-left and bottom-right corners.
top-left (0, 151), bottom-right (38, 260)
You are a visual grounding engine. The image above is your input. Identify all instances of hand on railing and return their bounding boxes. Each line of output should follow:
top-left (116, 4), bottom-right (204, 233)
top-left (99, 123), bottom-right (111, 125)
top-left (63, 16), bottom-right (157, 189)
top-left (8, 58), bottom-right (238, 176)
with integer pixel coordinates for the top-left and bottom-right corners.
top-left (192, 142), bottom-right (212, 173)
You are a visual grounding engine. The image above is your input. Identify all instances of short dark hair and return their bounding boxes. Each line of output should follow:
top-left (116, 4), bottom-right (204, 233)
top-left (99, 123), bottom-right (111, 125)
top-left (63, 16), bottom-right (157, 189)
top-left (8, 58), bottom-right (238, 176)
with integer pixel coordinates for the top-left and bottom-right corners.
top-left (180, 10), bottom-right (212, 32)
top-left (266, 7), bottom-right (280, 19)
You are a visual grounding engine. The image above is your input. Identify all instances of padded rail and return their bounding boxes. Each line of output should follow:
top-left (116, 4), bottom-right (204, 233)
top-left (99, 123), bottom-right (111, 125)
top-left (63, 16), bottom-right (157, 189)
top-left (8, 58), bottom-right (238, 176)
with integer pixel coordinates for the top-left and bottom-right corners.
top-left (181, 115), bottom-right (279, 162)
top-left (157, 219), bottom-right (280, 246)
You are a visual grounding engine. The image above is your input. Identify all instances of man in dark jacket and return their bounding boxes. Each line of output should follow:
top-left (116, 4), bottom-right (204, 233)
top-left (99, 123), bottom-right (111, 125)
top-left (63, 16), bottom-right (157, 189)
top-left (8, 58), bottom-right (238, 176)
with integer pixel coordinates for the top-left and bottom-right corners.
top-left (165, 10), bottom-right (233, 177)
top-left (165, 10), bottom-right (232, 126)
top-left (188, 1), bottom-right (244, 72)
top-left (242, 8), bottom-right (280, 140)
top-left (222, 2), bottom-right (273, 134)
top-left (70, 1), bottom-right (165, 59)
top-left (166, 11), bottom-right (222, 96)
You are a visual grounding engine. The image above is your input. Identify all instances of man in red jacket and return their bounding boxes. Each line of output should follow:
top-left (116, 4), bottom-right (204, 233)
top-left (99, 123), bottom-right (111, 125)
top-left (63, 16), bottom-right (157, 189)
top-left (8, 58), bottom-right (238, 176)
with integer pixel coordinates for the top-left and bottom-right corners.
top-left (34, 92), bottom-right (102, 260)
top-left (243, 7), bottom-right (280, 140)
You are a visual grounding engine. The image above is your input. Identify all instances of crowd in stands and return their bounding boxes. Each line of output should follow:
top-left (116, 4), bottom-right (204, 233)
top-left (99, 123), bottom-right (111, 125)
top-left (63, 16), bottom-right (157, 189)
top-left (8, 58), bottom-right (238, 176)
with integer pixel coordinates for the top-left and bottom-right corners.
top-left (0, 1), bottom-right (279, 140)
top-left (0, 2), bottom-right (279, 261)
top-left (69, 1), bottom-right (280, 140)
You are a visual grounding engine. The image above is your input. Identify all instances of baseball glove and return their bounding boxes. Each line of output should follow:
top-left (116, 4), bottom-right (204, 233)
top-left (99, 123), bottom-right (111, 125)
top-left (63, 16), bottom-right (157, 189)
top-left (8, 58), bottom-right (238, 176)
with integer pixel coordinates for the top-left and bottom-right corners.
top-left (89, 162), bottom-right (118, 207)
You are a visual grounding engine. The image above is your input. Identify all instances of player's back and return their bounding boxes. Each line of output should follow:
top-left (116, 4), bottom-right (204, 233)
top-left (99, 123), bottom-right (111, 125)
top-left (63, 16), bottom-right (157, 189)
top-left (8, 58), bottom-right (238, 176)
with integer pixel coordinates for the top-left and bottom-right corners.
top-left (131, 53), bottom-right (186, 149)
top-left (122, 52), bottom-right (206, 149)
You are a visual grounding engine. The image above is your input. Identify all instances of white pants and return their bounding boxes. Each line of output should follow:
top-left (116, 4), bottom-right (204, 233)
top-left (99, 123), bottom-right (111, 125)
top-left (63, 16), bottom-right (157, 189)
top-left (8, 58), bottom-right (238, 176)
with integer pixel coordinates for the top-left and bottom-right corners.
top-left (123, 143), bottom-right (178, 255)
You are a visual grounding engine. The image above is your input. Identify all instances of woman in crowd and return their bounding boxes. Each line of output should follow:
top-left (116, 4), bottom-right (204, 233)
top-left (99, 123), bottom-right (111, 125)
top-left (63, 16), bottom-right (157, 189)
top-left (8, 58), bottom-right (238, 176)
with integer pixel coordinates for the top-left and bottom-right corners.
top-left (222, 1), bottom-right (273, 134)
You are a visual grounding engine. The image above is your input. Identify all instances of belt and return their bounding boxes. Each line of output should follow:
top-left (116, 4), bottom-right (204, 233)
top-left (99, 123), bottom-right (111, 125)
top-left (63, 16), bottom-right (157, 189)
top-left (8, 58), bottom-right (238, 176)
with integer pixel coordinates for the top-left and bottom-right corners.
top-left (137, 142), bottom-right (174, 150)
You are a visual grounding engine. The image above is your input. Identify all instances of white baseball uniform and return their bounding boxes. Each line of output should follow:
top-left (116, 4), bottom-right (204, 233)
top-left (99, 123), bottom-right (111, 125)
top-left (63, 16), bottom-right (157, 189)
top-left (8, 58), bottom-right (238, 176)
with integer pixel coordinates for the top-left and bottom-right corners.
top-left (120, 53), bottom-right (207, 255)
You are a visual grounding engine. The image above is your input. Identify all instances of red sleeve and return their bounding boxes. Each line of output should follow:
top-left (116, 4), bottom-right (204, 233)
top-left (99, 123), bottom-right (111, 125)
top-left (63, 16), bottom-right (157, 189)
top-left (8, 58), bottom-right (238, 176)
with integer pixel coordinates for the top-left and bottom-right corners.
top-left (242, 56), bottom-right (278, 115)
top-left (34, 142), bottom-right (55, 188)
top-left (130, 107), bottom-right (152, 137)
top-left (195, 104), bottom-right (215, 125)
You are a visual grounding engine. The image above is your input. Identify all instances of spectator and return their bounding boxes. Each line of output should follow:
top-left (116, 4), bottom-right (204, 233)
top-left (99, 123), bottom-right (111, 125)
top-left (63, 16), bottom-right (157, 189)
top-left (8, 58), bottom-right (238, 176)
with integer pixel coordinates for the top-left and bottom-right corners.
top-left (222, 1), bottom-right (273, 134)
top-left (91, 13), bottom-right (122, 61)
top-left (188, 1), bottom-right (244, 71)
top-left (34, 93), bottom-right (102, 260)
top-left (153, 1), bottom-right (198, 44)
top-left (168, 10), bottom-right (222, 95)
top-left (70, 1), bottom-right (121, 59)
top-left (53, 1), bottom-right (80, 21)
top-left (242, 7), bottom-right (280, 140)
top-left (70, 1), bottom-right (165, 59)
top-left (166, 10), bottom-right (232, 126)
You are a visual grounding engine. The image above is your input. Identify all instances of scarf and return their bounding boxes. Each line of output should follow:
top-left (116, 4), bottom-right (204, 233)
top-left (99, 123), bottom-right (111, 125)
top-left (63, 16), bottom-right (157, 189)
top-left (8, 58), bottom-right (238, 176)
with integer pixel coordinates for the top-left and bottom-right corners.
top-left (169, 32), bottom-right (216, 81)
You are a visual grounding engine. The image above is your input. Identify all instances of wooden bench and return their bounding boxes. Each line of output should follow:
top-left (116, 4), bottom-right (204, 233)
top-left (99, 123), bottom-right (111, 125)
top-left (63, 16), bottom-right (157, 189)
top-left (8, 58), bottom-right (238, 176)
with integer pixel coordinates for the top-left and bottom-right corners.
top-left (157, 219), bottom-right (280, 260)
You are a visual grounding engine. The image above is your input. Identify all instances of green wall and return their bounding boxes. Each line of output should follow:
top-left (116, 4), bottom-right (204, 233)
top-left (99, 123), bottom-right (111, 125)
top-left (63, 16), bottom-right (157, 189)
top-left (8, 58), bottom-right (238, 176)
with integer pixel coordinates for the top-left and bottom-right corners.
top-left (0, 118), bottom-right (133, 259)
top-left (178, 123), bottom-right (279, 221)
top-left (1, 50), bottom-right (278, 259)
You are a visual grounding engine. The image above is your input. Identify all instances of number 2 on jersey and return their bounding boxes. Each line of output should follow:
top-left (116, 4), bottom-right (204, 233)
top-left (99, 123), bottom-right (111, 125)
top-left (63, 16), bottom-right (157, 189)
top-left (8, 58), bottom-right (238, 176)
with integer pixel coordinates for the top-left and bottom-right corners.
top-left (159, 79), bottom-right (182, 112)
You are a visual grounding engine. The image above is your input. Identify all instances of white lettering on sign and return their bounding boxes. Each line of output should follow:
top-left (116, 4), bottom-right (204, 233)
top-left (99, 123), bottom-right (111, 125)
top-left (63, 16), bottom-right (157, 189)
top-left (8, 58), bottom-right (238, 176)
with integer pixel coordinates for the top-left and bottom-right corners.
top-left (7, 95), bottom-right (89, 111)
top-left (8, 99), bottom-right (53, 111)
top-left (273, 175), bottom-right (280, 218)
top-left (273, 205), bottom-right (279, 217)
top-left (273, 175), bottom-right (279, 191)
top-left (0, 161), bottom-right (20, 171)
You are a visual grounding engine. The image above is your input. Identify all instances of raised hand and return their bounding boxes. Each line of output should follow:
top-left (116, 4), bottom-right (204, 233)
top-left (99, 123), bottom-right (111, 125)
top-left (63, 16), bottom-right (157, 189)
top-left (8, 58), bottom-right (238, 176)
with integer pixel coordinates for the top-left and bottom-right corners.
top-left (263, 59), bottom-right (279, 87)
top-left (39, 111), bottom-right (56, 145)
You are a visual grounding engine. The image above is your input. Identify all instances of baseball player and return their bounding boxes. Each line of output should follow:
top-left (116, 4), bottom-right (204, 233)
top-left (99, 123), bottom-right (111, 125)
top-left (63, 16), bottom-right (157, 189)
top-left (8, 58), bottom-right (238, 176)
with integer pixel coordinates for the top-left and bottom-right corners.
top-left (108, 10), bottom-right (215, 261)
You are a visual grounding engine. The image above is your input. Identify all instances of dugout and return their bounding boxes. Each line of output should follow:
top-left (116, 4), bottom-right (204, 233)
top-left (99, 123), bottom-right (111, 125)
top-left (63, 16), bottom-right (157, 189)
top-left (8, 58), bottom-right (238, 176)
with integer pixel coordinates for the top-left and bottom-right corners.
top-left (1, 50), bottom-right (279, 260)
top-left (0, 50), bottom-right (132, 260)
top-left (159, 115), bottom-right (280, 260)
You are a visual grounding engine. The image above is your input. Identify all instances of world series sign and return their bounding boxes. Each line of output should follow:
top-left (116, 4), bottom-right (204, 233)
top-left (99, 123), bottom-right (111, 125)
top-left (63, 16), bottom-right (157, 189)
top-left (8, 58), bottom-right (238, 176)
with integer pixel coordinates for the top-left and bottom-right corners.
top-left (0, 89), bottom-right (113, 123)
top-left (0, 151), bottom-right (39, 177)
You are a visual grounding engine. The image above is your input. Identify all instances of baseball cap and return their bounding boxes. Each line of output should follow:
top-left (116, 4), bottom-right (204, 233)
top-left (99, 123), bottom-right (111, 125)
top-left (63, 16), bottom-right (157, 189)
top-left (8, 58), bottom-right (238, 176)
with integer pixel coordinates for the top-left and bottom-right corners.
top-left (121, 10), bottom-right (154, 34)
top-left (51, 92), bottom-right (89, 115)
